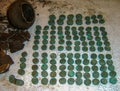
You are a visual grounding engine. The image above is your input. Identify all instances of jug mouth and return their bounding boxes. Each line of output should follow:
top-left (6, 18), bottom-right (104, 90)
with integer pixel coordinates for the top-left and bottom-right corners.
top-left (21, 3), bottom-right (35, 23)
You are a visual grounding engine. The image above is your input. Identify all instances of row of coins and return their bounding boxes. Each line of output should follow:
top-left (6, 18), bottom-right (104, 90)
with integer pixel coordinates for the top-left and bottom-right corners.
top-left (18, 52), bottom-right (28, 76)
top-left (31, 25), bottom-right (41, 85)
top-left (48, 14), bottom-right (105, 26)
top-left (9, 75), bottom-right (24, 86)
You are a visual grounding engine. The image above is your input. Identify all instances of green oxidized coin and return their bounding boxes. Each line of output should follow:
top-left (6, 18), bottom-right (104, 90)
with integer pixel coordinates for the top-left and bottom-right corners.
top-left (42, 35), bottom-right (48, 40)
top-left (83, 59), bottom-right (89, 65)
top-left (41, 78), bottom-right (48, 85)
top-left (92, 79), bottom-right (99, 85)
top-left (32, 45), bottom-right (39, 50)
top-left (76, 14), bottom-right (82, 19)
top-left (68, 58), bottom-right (74, 65)
top-left (99, 19), bottom-right (105, 24)
top-left (32, 52), bottom-right (39, 58)
top-left (20, 57), bottom-right (26, 62)
top-left (60, 53), bottom-right (66, 58)
top-left (42, 52), bottom-right (48, 58)
top-left (34, 40), bottom-right (39, 45)
top-left (91, 53), bottom-right (97, 59)
top-left (68, 65), bottom-right (74, 70)
top-left (41, 71), bottom-right (48, 77)
top-left (59, 78), bottom-right (66, 84)
top-left (32, 70), bottom-right (38, 77)
top-left (67, 20), bottom-right (74, 25)
top-left (9, 75), bottom-right (15, 83)
top-left (82, 47), bottom-right (88, 52)
top-left (15, 79), bottom-right (24, 86)
top-left (50, 53), bottom-right (57, 59)
top-left (50, 72), bottom-right (57, 77)
top-left (91, 59), bottom-right (97, 65)
top-left (76, 20), bottom-right (83, 25)
top-left (89, 46), bottom-right (96, 52)
top-left (41, 45), bottom-right (47, 50)
top-left (97, 47), bottom-right (104, 52)
top-left (93, 26), bottom-right (99, 31)
top-left (31, 77), bottom-right (39, 84)
top-left (43, 30), bottom-right (48, 35)
top-left (92, 66), bottom-right (98, 71)
top-left (18, 69), bottom-right (25, 75)
top-left (100, 65), bottom-right (107, 71)
top-left (98, 54), bottom-right (104, 59)
top-left (76, 65), bottom-right (82, 71)
top-left (82, 53), bottom-right (88, 59)
top-left (68, 70), bottom-right (74, 77)
top-left (92, 71), bottom-right (99, 78)
top-left (43, 25), bottom-right (49, 30)
top-left (51, 25), bottom-right (56, 30)
top-left (33, 60), bottom-right (38, 66)
top-left (20, 63), bottom-right (26, 69)
top-left (101, 78), bottom-right (107, 84)
top-left (76, 78), bottom-right (83, 85)
top-left (59, 71), bottom-right (66, 77)
top-left (50, 59), bottom-right (56, 64)
top-left (59, 39), bottom-right (64, 44)
top-left (36, 25), bottom-right (41, 30)
top-left (107, 60), bottom-right (113, 65)
top-left (109, 71), bottom-right (117, 77)
top-left (78, 26), bottom-right (84, 31)
top-left (109, 77), bottom-right (117, 84)
top-left (21, 52), bottom-right (27, 57)
top-left (99, 59), bottom-right (105, 65)
top-left (74, 46), bottom-right (80, 51)
top-left (75, 59), bottom-right (81, 64)
top-left (105, 46), bottom-right (111, 51)
top-left (41, 58), bottom-right (48, 64)
top-left (58, 46), bottom-right (64, 51)
top-left (50, 78), bottom-right (57, 85)
top-left (41, 64), bottom-right (48, 70)
top-left (74, 53), bottom-right (80, 59)
top-left (101, 71), bottom-right (108, 78)
top-left (60, 59), bottom-right (66, 64)
top-left (50, 45), bottom-right (55, 50)
top-left (106, 54), bottom-right (112, 59)
top-left (34, 35), bottom-right (40, 39)
top-left (108, 65), bottom-right (115, 71)
top-left (76, 72), bottom-right (82, 78)
top-left (66, 41), bottom-right (72, 46)
top-left (82, 41), bottom-right (87, 46)
top-left (50, 65), bottom-right (57, 71)
top-left (68, 78), bottom-right (74, 85)
top-left (67, 53), bottom-right (73, 58)
top-left (49, 14), bottom-right (56, 20)
top-left (97, 14), bottom-right (103, 19)
top-left (32, 65), bottom-right (38, 70)
top-left (50, 30), bottom-right (56, 35)
top-left (84, 79), bottom-right (91, 86)
top-left (59, 65), bottom-right (66, 70)
top-left (65, 26), bottom-right (70, 31)
top-left (84, 66), bottom-right (90, 72)
top-left (74, 41), bottom-right (80, 46)
top-left (42, 40), bottom-right (48, 44)
top-left (83, 73), bottom-right (90, 79)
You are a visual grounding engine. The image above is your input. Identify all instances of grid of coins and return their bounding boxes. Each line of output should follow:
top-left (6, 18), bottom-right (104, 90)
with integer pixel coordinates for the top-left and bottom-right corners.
top-left (10, 14), bottom-right (117, 86)
top-left (9, 75), bottom-right (24, 86)
top-left (31, 25), bottom-right (41, 85)
top-left (17, 51), bottom-right (28, 76)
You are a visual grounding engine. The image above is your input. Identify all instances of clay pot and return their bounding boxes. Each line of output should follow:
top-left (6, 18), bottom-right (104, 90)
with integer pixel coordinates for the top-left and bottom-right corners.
top-left (7, 0), bottom-right (35, 29)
